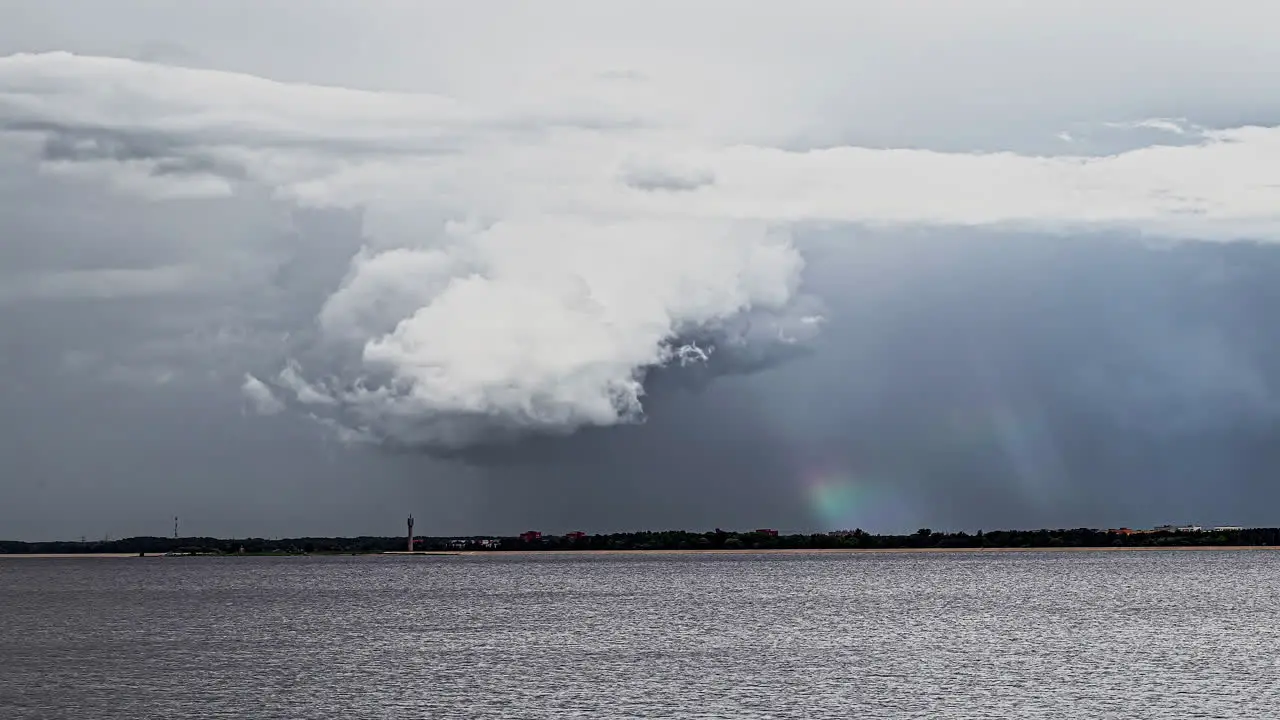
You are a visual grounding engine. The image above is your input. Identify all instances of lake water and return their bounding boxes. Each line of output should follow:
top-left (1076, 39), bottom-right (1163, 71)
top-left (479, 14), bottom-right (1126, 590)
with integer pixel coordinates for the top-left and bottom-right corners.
top-left (1, 551), bottom-right (1277, 718)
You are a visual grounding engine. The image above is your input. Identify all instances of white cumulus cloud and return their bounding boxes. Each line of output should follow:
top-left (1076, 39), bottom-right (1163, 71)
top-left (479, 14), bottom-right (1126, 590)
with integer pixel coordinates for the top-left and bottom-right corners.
top-left (241, 374), bottom-right (284, 416)
top-left (4, 50), bottom-right (1280, 449)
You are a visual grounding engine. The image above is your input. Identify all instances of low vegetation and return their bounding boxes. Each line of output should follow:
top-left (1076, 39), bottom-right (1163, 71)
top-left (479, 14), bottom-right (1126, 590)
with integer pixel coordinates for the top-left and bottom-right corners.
top-left (2, 527), bottom-right (1278, 554)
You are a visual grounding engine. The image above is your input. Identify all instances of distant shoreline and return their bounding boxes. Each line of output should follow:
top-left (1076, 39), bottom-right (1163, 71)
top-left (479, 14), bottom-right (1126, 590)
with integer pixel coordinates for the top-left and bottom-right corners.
top-left (5, 546), bottom-right (1278, 559)
top-left (461, 546), bottom-right (1280, 556)
top-left (10, 528), bottom-right (1276, 556)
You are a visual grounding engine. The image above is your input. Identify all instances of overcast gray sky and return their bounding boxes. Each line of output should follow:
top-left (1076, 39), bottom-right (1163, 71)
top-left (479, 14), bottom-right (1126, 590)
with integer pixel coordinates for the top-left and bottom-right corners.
top-left (4, 1), bottom-right (1280, 540)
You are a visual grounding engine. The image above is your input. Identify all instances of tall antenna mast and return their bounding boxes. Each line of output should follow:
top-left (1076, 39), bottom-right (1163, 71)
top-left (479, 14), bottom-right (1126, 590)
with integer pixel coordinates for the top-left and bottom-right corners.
top-left (173, 516), bottom-right (179, 540)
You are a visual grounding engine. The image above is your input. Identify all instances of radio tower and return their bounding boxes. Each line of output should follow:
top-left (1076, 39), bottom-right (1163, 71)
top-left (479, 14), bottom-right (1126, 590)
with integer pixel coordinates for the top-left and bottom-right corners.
top-left (173, 516), bottom-right (179, 539)
top-left (407, 514), bottom-right (415, 552)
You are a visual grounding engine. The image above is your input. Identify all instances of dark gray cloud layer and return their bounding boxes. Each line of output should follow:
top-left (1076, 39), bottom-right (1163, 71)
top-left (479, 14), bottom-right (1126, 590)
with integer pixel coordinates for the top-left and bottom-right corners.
top-left (452, 230), bottom-right (1280, 535)
top-left (6, 209), bottom-right (1280, 539)
top-left (786, 231), bottom-right (1280, 529)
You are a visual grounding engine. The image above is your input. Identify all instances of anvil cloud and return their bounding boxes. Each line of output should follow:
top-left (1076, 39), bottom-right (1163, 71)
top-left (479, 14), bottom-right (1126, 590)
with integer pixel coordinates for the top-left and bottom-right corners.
top-left (4, 47), bottom-right (1280, 450)
top-left (7, 1), bottom-right (1280, 539)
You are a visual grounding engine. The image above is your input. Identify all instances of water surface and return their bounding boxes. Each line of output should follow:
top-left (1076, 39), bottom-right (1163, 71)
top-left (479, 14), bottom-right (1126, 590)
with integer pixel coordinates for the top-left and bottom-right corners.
top-left (2, 551), bottom-right (1277, 718)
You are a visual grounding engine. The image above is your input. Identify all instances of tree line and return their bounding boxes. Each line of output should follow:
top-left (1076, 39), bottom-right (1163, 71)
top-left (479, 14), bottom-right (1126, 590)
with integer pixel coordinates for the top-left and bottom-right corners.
top-left (3, 527), bottom-right (1279, 554)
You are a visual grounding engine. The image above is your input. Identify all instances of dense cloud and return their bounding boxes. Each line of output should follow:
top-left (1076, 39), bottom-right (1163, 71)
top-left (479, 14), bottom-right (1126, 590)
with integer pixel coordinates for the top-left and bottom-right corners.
top-left (5, 2), bottom-right (1280, 539)
top-left (0, 53), bottom-right (828, 449)
top-left (5, 51), bottom-right (1280, 453)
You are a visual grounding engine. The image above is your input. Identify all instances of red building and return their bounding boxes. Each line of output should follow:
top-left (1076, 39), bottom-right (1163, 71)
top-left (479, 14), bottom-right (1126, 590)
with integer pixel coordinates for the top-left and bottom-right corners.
top-left (565, 531), bottom-right (587, 541)
top-left (519, 531), bottom-right (543, 543)
top-left (755, 529), bottom-right (779, 537)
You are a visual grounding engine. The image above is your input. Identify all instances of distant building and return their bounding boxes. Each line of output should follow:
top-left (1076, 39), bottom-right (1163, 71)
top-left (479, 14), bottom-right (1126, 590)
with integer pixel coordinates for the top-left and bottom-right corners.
top-left (564, 531), bottom-right (587, 541)
top-left (1108, 528), bottom-right (1135, 535)
top-left (519, 531), bottom-right (543, 543)
top-left (1153, 524), bottom-right (1203, 533)
top-left (755, 529), bottom-right (779, 537)
top-left (1212, 526), bottom-right (1243, 532)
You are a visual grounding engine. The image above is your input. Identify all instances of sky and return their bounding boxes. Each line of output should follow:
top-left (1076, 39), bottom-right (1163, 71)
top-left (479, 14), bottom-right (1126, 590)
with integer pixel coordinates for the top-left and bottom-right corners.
top-left (4, 1), bottom-right (1280, 540)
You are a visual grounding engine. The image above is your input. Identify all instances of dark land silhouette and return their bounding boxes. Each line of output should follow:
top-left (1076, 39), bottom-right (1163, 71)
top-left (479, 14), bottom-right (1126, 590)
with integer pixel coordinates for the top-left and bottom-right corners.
top-left (4, 527), bottom-right (1279, 555)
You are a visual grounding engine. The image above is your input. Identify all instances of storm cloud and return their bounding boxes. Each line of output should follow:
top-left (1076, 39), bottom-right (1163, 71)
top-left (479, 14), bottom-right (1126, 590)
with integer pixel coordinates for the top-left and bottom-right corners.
top-left (4, 1), bottom-right (1280, 539)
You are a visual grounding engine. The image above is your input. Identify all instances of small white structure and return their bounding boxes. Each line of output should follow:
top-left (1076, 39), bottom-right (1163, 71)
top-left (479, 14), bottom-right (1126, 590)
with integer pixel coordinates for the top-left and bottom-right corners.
top-left (1212, 526), bottom-right (1244, 532)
